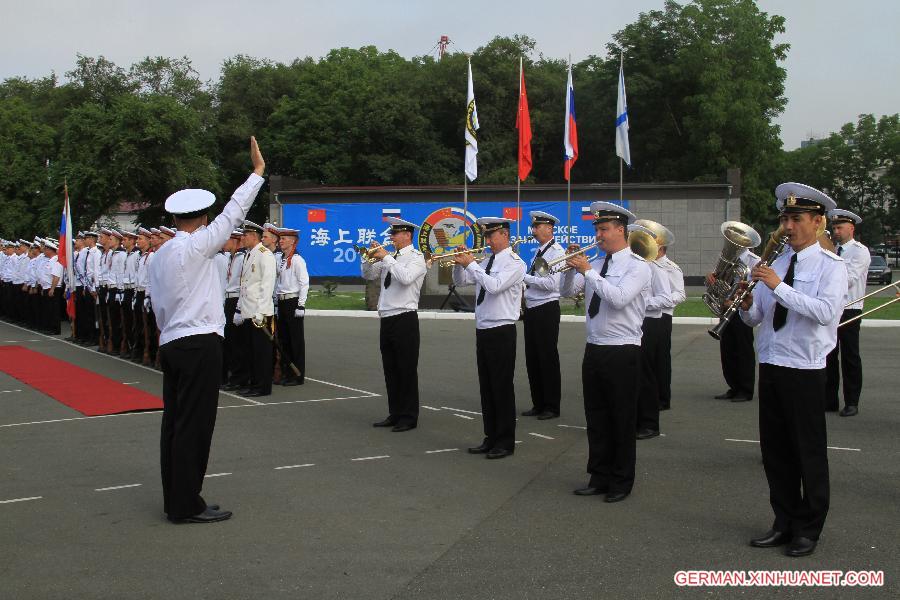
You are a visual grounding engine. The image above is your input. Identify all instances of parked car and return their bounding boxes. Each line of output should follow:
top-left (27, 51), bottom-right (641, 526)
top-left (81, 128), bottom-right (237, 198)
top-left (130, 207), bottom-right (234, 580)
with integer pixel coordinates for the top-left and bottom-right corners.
top-left (867, 255), bottom-right (893, 284)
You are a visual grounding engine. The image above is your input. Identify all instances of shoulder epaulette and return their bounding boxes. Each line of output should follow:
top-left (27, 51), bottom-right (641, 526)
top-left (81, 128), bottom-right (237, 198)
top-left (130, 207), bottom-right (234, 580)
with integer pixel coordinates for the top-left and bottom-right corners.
top-left (822, 248), bottom-right (843, 261)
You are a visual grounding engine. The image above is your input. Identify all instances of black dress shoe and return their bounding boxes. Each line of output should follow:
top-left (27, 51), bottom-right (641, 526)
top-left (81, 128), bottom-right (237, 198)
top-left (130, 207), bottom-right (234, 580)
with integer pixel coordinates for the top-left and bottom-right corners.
top-left (604, 491), bottom-right (630, 503)
top-left (750, 529), bottom-right (792, 548)
top-left (573, 486), bottom-right (606, 496)
top-left (372, 418), bottom-right (396, 428)
top-left (391, 423), bottom-right (416, 432)
top-left (206, 504), bottom-right (219, 511)
top-left (243, 390), bottom-right (270, 398)
top-left (658, 404), bottom-right (671, 411)
top-left (715, 389), bottom-right (738, 400)
top-left (536, 411), bottom-right (559, 420)
top-left (839, 405), bottom-right (858, 417)
top-left (785, 536), bottom-right (817, 557)
top-left (169, 507), bottom-right (232, 524)
top-left (281, 378), bottom-right (304, 386)
top-left (467, 443), bottom-right (490, 454)
top-left (731, 393), bottom-right (753, 402)
top-left (486, 448), bottom-right (513, 459)
top-left (521, 408), bottom-right (541, 417)
top-left (636, 429), bottom-right (660, 440)
top-left (221, 382), bottom-right (242, 392)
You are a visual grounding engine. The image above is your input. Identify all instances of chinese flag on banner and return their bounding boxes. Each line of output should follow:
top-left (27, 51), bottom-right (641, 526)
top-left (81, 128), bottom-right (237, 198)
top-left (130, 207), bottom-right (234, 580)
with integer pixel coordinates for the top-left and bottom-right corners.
top-left (307, 209), bottom-right (326, 223)
top-left (516, 60), bottom-right (532, 181)
top-left (503, 207), bottom-right (522, 220)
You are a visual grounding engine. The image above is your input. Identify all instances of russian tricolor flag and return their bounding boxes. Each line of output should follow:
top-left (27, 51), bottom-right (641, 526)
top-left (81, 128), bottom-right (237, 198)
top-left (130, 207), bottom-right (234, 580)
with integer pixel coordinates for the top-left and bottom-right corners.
top-left (581, 206), bottom-right (594, 221)
top-left (382, 208), bottom-right (401, 221)
top-left (563, 62), bottom-right (578, 181)
top-left (58, 185), bottom-right (76, 320)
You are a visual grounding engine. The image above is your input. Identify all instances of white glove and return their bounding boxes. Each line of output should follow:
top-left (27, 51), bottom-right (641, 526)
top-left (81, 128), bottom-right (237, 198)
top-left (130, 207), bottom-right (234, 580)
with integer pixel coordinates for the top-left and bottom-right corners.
top-left (294, 307), bottom-right (305, 318)
top-left (132, 296), bottom-right (137, 310)
top-left (116, 292), bottom-right (124, 303)
top-left (273, 297), bottom-right (279, 311)
top-left (233, 311), bottom-right (244, 326)
top-left (252, 314), bottom-right (264, 327)
top-left (144, 297), bottom-right (151, 310)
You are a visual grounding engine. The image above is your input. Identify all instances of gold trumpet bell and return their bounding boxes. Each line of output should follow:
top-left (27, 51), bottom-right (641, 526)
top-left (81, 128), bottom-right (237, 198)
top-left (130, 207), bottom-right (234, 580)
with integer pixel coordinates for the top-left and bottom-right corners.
top-left (816, 216), bottom-right (836, 253)
top-left (627, 225), bottom-right (659, 261)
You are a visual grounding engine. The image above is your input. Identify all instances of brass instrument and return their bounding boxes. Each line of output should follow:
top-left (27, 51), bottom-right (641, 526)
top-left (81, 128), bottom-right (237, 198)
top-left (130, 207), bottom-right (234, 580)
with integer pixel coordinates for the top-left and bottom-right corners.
top-left (703, 221), bottom-right (763, 318)
top-left (708, 227), bottom-right (789, 340)
top-left (839, 282), bottom-right (900, 326)
top-left (816, 216), bottom-right (835, 253)
top-left (354, 243), bottom-right (394, 263)
top-left (428, 246), bottom-right (490, 267)
top-left (627, 224), bottom-right (659, 261)
top-left (532, 242), bottom-right (600, 276)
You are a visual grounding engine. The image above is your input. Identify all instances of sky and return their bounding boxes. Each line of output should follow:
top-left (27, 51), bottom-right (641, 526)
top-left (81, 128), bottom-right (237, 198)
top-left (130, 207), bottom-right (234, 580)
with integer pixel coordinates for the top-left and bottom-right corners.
top-left (1, 0), bottom-right (897, 150)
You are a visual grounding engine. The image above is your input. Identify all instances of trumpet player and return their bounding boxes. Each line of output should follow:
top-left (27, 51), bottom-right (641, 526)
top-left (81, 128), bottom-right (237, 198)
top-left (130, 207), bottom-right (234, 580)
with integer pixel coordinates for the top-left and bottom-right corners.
top-left (825, 209), bottom-right (870, 416)
top-left (738, 183), bottom-right (845, 557)
top-left (562, 202), bottom-right (651, 503)
top-left (453, 217), bottom-right (526, 459)
top-left (521, 211), bottom-right (564, 420)
top-left (367, 218), bottom-right (427, 432)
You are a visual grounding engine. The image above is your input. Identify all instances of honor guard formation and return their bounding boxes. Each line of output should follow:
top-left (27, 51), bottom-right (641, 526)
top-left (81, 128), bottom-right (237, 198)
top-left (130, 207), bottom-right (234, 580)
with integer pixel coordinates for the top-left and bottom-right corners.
top-left (0, 138), bottom-right (889, 557)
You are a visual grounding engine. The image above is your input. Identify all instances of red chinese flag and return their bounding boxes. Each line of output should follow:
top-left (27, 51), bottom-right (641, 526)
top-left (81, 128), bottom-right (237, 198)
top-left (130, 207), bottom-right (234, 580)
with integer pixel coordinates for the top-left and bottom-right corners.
top-left (503, 207), bottom-right (522, 220)
top-left (516, 64), bottom-right (533, 182)
top-left (307, 209), bottom-right (326, 223)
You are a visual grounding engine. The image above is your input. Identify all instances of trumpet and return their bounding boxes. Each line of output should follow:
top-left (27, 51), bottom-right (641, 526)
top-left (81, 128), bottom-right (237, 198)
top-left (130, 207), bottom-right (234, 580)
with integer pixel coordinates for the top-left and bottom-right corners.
top-left (354, 243), bottom-right (394, 263)
top-left (532, 242), bottom-right (600, 276)
top-left (839, 281), bottom-right (900, 326)
top-left (428, 246), bottom-right (490, 267)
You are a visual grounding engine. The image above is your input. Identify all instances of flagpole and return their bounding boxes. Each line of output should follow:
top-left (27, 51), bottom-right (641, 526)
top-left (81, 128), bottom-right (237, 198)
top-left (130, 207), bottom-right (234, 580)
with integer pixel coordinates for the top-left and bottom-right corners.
top-left (516, 56), bottom-right (522, 247)
top-left (619, 158), bottom-right (623, 203)
top-left (566, 55), bottom-right (571, 245)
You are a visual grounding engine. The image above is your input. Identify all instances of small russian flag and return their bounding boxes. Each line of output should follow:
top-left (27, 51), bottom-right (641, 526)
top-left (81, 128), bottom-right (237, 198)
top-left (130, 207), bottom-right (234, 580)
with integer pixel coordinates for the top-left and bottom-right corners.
top-left (581, 206), bottom-right (594, 221)
top-left (382, 208), bottom-right (401, 221)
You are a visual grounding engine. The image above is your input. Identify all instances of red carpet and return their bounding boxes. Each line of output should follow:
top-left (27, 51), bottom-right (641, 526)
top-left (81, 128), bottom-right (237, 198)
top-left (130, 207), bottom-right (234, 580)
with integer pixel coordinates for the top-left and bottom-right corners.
top-left (0, 346), bottom-right (163, 416)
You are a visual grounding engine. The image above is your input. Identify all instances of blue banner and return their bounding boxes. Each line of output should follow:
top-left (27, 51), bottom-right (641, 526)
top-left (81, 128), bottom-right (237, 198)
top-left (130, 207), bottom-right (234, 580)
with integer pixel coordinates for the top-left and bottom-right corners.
top-left (283, 200), bottom-right (629, 277)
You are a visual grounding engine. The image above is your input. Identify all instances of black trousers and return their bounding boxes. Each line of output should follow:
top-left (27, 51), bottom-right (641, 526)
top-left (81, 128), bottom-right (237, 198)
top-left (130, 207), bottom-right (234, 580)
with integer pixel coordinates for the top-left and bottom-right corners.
top-left (42, 290), bottom-right (61, 334)
top-left (84, 290), bottom-right (98, 343)
top-left (637, 317), bottom-right (662, 432)
top-left (719, 316), bottom-right (756, 396)
top-left (28, 289), bottom-right (40, 329)
top-left (159, 333), bottom-right (222, 519)
top-left (277, 297), bottom-right (306, 382)
top-left (659, 313), bottom-right (673, 408)
top-left (758, 363), bottom-right (829, 540)
top-left (97, 286), bottom-right (108, 343)
top-left (245, 318), bottom-right (273, 394)
top-left (523, 300), bottom-right (561, 415)
top-left (146, 301), bottom-right (159, 363)
top-left (582, 344), bottom-right (640, 494)
top-left (223, 297), bottom-right (250, 385)
top-left (475, 324), bottom-right (517, 451)
top-left (107, 288), bottom-right (123, 351)
top-left (121, 289), bottom-right (135, 354)
top-left (825, 309), bottom-right (862, 410)
top-left (379, 311), bottom-right (419, 425)
top-left (131, 291), bottom-right (146, 359)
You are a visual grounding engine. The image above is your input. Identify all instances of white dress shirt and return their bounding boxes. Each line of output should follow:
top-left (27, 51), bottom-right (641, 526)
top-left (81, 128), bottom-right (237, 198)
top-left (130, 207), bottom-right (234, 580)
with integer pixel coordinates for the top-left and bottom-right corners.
top-left (124, 249), bottom-right (140, 287)
top-left (656, 255), bottom-right (686, 316)
top-left (214, 251), bottom-right (229, 299)
top-left (109, 248), bottom-right (126, 289)
top-left (30, 255), bottom-right (47, 288)
top-left (41, 256), bottom-right (64, 289)
top-left (562, 247), bottom-right (651, 346)
top-left (238, 242), bottom-right (276, 320)
top-left (375, 244), bottom-right (426, 318)
top-left (453, 246), bottom-right (526, 329)
top-left (835, 239), bottom-right (871, 309)
top-left (523, 239), bottom-right (564, 309)
top-left (135, 251), bottom-right (149, 291)
top-left (644, 260), bottom-right (674, 319)
top-left (84, 246), bottom-right (101, 291)
top-left (14, 253), bottom-right (30, 285)
top-left (225, 250), bottom-right (245, 295)
top-left (99, 249), bottom-right (111, 286)
top-left (740, 243), bottom-right (847, 369)
top-left (150, 173), bottom-right (264, 346)
top-left (276, 252), bottom-right (311, 306)
top-left (144, 252), bottom-right (156, 298)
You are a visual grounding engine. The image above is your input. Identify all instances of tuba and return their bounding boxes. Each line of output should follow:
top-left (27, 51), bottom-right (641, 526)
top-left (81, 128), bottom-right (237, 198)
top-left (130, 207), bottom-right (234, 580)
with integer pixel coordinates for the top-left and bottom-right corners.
top-left (628, 224), bottom-right (660, 261)
top-left (702, 221), bottom-right (762, 318)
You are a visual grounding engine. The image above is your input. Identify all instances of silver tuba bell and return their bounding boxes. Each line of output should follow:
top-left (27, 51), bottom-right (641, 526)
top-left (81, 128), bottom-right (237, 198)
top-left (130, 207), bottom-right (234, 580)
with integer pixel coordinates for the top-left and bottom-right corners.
top-left (702, 221), bottom-right (762, 318)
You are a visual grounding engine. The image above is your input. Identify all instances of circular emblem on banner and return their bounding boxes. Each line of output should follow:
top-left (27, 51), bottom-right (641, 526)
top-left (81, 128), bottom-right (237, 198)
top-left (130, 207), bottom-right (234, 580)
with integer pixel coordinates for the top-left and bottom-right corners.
top-left (417, 207), bottom-right (483, 262)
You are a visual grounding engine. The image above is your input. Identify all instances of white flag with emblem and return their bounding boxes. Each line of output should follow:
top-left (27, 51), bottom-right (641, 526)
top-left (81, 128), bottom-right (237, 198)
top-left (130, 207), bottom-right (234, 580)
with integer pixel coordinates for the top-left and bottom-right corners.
top-left (464, 59), bottom-right (479, 181)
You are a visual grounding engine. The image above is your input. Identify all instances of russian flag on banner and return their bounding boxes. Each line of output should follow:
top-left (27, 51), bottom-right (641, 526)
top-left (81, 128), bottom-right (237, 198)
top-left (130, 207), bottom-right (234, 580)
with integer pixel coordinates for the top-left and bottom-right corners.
top-left (382, 208), bottom-right (401, 221)
top-left (503, 207), bottom-right (522, 220)
top-left (307, 209), bottom-right (326, 223)
top-left (581, 206), bottom-right (594, 220)
top-left (563, 62), bottom-right (578, 181)
top-left (58, 185), bottom-right (76, 320)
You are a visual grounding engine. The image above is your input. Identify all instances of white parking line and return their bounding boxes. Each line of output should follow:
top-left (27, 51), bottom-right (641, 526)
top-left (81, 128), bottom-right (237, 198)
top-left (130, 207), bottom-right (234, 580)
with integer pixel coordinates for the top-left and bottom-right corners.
top-left (0, 389), bottom-right (23, 394)
top-left (421, 406), bottom-right (441, 411)
top-left (204, 472), bottom-right (232, 478)
top-left (351, 455), bottom-right (389, 462)
top-left (440, 406), bottom-right (482, 415)
top-left (453, 414), bottom-right (474, 420)
top-left (305, 377), bottom-right (380, 397)
top-left (0, 496), bottom-right (42, 504)
top-left (220, 389), bottom-right (263, 406)
top-left (95, 483), bottom-right (142, 492)
top-left (725, 438), bottom-right (861, 452)
top-left (274, 463), bottom-right (315, 470)
top-left (122, 382), bottom-right (140, 385)
top-left (425, 448), bottom-right (459, 454)
top-left (529, 432), bottom-right (555, 440)
top-left (557, 424), bottom-right (586, 430)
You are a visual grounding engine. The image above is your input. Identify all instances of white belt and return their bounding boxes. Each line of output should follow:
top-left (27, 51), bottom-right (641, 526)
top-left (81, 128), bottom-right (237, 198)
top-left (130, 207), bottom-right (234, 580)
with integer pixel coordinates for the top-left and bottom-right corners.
top-left (135, 287), bottom-right (145, 292)
top-left (225, 291), bottom-right (241, 299)
top-left (278, 292), bottom-right (299, 300)
top-left (124, 284), bottom-right (134, 289)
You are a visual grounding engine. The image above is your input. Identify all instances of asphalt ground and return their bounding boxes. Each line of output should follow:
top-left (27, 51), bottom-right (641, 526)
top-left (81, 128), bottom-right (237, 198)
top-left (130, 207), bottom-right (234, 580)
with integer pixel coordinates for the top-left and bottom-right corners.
top-left (0, 316), bottom-right (897, 599)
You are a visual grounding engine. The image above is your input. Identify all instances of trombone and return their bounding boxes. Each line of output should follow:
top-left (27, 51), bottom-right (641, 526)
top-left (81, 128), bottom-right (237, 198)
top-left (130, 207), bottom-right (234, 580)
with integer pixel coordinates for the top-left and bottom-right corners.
top-left (354, 243), bottom-right (394, 263)
top-left (428, 246), bottom-right (490, 267)
top-left (839, 281), bottom-right (900, 326)
top-left (532, 242), bottom-right (600, 276)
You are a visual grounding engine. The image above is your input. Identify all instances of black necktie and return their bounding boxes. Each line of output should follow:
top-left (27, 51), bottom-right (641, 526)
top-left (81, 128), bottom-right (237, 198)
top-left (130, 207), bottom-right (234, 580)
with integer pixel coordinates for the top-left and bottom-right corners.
top-left (476, 254), bottom-right (496, 306)
top-left (772, 254), bottom-right (797, 331)
top-left (837, 246), bottom-right (843, 256)
top-left (587, 254), bottom-right (612, 318)
top-left (384, 250), bottom-right (400, 288)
